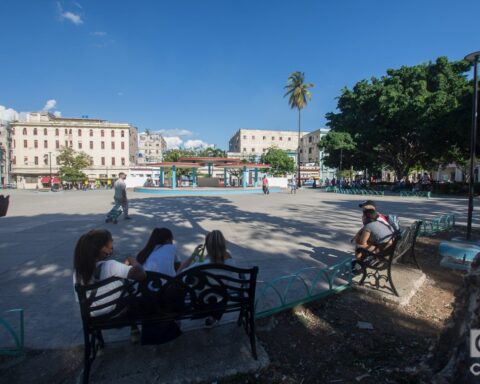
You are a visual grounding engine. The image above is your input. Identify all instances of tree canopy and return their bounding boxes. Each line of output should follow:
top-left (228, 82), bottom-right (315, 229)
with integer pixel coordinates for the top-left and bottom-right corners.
top-left (323, 57), bottom-right (472, 180)
top-left (260, 147), bottom-right (295, 176)
top-left (57, 147), bottom-right (92, 182)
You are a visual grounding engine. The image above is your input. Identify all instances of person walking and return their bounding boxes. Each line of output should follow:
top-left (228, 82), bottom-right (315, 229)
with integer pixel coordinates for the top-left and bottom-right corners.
top-left (262, 175), bottom-right (270, 195)
top-left (113, 172), bottom-right (131, 219)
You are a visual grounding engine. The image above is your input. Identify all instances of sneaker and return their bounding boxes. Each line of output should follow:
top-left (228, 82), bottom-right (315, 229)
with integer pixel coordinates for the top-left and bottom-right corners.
top-left (204, 317), bottom-right (218, 328)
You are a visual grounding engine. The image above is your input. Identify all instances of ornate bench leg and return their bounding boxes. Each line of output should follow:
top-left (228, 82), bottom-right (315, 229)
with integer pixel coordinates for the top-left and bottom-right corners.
top-left (248, 310), bottom-right (258, 360)
top-left (83, 333), bottom-right (92, 384)
top-left (387, 265), bottom-right (399, 297)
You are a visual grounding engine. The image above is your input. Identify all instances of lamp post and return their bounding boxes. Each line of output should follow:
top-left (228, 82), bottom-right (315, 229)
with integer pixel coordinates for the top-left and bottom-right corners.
top-left (465, 51), bottom-right (480, 240)
top-left (48, 152), bottom-right (52, 190)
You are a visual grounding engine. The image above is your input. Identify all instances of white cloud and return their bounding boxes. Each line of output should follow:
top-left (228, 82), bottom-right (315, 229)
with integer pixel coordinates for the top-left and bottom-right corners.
top-left (184, 140), bottom-right (212, 149)
top-left (74, 2), bottom-right (82, 9)
top-left (91, 31), bottom-right (107, 36)
top-left (164, 137), bottom-right (183, 149)
top-left (57, 2), bottom-right (83, 25)
top-left (0, 106), bottom-right (19, 122)
top-left (43, 99), bottom-right (57, 111)
top-left (53, 111), bottom-right (62, 117)
top-left (159, 129), bottom-right (193, 137)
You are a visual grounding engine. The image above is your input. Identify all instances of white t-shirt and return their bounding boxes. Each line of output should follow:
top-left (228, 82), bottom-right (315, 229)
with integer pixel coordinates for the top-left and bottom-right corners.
top-left (114, 179), bottom-right (126, 199)
top-left (143, 244), bottom-right (179, 277)
top-left (73, 259), bottom-right (131, 317)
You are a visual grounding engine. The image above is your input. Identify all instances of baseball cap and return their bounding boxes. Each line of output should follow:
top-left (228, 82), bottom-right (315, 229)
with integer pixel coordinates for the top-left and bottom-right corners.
top-left (359, 200), bottom-right (376, 210)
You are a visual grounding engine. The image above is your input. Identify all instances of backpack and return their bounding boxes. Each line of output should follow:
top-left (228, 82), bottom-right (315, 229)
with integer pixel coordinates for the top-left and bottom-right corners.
top-left (385, 214), bottom-right (401, 236)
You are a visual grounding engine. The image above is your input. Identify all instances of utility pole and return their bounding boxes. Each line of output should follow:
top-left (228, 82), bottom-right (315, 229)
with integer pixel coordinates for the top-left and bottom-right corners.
top-left (49, 152), bottom-right (52, 190)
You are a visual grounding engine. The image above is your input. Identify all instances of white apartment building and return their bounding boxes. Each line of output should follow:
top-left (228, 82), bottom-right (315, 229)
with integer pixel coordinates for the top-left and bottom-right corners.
top-left (138, 131), bottom-right (167, 164)
top-left (10, 112), bottom-right (138, 189)
top-left (0, 120), bottom-right (13, 185)
top-left (228, 129), bottom-right (306, 157)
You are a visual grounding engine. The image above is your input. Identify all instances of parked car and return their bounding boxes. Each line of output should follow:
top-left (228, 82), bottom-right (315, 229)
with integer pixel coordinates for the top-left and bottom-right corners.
top-left (303, 180), bottom-right (314, 187)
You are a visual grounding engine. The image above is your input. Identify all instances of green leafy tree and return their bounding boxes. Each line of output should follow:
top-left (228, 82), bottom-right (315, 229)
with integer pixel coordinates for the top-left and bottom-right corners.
top-left (57, 147), bottom-right (92, 182)
top-left (284, 71), bottom-right (314, 186)
top-left (197, 147), bottom-right (226, 158)
top-left (260, 147), bottom-right (295, 176)
top-left (163, 149), bottom-right (196, 178)
top-left (325, 57), bottom-right (471, 180)
top-left (318, 131), bottom-right (356, 171)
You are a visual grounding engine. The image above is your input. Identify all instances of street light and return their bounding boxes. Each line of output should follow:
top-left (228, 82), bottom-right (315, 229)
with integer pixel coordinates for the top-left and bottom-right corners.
top-left (48, 152), bottom-right (52, 190)
top-left (465, 51), bottom-right (480, 240)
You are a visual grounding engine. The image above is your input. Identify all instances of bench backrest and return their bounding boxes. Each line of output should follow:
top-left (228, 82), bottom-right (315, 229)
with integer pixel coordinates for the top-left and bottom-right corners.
top-left (75, 264), bottom-right (258, 326)
top-left (394, 221), bottom-right (422, 260)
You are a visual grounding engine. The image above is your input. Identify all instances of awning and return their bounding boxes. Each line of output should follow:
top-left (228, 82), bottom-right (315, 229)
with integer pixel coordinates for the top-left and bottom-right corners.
top-left (53, 177), bottom-right (60, 184)
top-left (41, 176), bottom-right (50, 184)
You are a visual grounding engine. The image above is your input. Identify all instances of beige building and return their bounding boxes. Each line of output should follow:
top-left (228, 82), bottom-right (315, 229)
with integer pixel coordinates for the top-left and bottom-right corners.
top-left (10, 112), bottom-right (138, 189)
top-left (138, 131), bottom-right (167, 164)
top-left (299, 128), bottom-right (329, 165)
top-left (228, 129), bottom-right (306, 157)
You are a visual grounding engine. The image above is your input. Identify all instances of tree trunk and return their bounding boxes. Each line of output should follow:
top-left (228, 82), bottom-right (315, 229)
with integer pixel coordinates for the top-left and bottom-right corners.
top-left (297, 109), bottom-right (302, 188)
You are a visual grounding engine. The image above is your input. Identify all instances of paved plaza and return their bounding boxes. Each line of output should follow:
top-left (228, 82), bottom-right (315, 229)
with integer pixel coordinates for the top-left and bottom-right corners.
top-left (0, 188), bottom-right (476, 350)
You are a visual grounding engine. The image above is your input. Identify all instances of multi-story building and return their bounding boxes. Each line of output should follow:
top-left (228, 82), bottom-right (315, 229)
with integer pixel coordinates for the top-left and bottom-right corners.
top-left (0, 120), bottom-right (13, 186)
top-left (228, 129), bottom-right (306, 157)
top-left (137, 131), bottom-right (167, 164)
top-left (10, 112), bottom-right (138, 189)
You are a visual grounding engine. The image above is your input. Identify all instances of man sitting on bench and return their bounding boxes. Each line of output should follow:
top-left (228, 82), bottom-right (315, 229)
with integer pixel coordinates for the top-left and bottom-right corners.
top-left (354, 208), bottom-right (395, 261)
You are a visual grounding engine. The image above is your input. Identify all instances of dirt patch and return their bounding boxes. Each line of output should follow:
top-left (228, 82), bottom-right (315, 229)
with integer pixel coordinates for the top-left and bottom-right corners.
top-left (0, 228), bottom-right (472, 383)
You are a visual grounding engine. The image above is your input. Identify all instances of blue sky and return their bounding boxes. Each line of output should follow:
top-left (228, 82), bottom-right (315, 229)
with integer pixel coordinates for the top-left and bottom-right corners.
top-left (0, 0), bottom-right (479, 150)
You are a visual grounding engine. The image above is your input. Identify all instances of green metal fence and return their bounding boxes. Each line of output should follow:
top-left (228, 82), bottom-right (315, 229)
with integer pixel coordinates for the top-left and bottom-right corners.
top-left (255, 259), bottom-right (352, 319)
top-left (0, 309), bottom-right (24, 356)
top-left (400, 191), bottom-right (431, 198)
top-left (418, 214), bottom-right (455, 237)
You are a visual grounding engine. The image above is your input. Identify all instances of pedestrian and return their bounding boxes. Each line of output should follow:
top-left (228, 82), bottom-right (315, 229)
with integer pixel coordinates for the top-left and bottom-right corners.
top-left (289, 177), bottom-right (297, 194)
top-left (262, 175), bottom-right (270, 195)
top-left (113, 172), bottom-right (131, 219)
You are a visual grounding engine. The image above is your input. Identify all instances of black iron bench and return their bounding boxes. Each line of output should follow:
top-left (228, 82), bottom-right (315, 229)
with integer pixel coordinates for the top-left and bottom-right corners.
top-left (357, 221), bottom-right (422, 296)
top-left (75, 264), bottom-right (258, 384)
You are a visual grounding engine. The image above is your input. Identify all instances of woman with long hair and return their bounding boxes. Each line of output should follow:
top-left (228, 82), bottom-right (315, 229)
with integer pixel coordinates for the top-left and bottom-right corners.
top-left (73, 229), bottom-right (146, 317)
top-left (136, 228), bottom-right (178, 276)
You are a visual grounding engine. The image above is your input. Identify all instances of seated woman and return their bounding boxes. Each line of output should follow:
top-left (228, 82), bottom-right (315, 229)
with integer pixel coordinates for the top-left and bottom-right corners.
top-left (73, 229), bottom-right (146, 317)
top-left (354, 209), bottom-right (395, 260)
top-left (177, 230), bottom-right (233, 327)
top-left (136, 228), bottom-right (179, 276)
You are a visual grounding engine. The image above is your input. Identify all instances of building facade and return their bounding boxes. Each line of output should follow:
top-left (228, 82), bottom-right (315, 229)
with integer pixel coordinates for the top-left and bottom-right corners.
top-left (137, 132), bottom-right (167, 164)
top-left (228, 129), bottom-right (305, 157)
top-left (10, 112), bottom-right (138, 189)
top-left (0, 120), bottom-right (13, 186)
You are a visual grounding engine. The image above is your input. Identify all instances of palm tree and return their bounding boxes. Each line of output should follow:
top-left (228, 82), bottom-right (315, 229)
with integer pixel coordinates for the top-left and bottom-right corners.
top-left (284, 71), bottom-right (314, 187)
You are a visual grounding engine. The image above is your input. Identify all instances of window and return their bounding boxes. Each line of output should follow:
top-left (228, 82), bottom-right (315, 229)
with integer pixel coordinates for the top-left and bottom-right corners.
top-left (121, 157), bottom-right (125, 166)
top-left (90, 141), bottom-right (93, 149)
top-left (78, 142), bottom-right (83, 149)
top-left (301, 138), bottom-right (303, 142)
top-left (252, 135), bottom-right (255, 139)
top-left (13, 139), bottom-right (16, 148)
top-left (309, 136), bottom-right (312, 143)
top-left (300, 149), bottom-right (303, 153)
top-left (24, 140), bottom-right (27, 148)
top-left (44, 128), bottom-right (47, 135)
top-left (101, 157), bottom-right (105, 166)
top-left (24, 156), bottom-right (28, 165)
top-left (34, 156), bottom-right (38, 165)
top-left (65, 140), bottom-right (68, 147)
top-left (121, 130), bottom-right (125, 137)
top-left (12, 127), bottom-right (15, 135)
top-left (251, 148), bottom-right (255, 152)
top-left (89, 129), bottom-right (93, 137)
top-left (56, 140), bottom-right (59, 149)
top-left (70, 141), bottom-right (73, 147)
top-left (308, 147), bottom-right (312, 154)
top-left (243, 148), bottom-right (246, 152)
top-left (34, 140), bottom-right (38, 148)
top-left (44, 155), bottom-right (48, 165)
top-left (23, 128), bottom-right (27, 135)
top-left (69, 129), bottom-right (72, 135)
top-left (55, 128), bottom-right (59, 136)
top-left (78, 129), bottom-right (82, 136)
top-left (33, 128), bottom-right (37, 135)
top-left (101, 141), bottom-right (105, 149)
top-left (56, 157), bottom-right (60, 165)
top-left (12, 156), bottom-right (16, 165)
top-left (111, 142), bottom-right (115, 150)
top-left (111, 130), bottom-right (115, 137)
top-left (288, 137), bottom-right (291, 141)
top-left (111, 157), bottom-right (116, 166)
top-left (279, 137), bottom-right (283, 141)
top-left (263, 148), bottom-right (266, 152)
top-left (44, 140), bottom-right (48, 149)
top-left (65, 129), bottom-right (68, 134)
top-left (272, 136), bottom-right (275, 140)
top-left (101, 130), bottom-right (104, 137)
top-left (263, 136), bottom-right (266, 140)
top-left (243, 135), bottom-right (247, 139)
top-left (121, 142), bottom-right (125, 150)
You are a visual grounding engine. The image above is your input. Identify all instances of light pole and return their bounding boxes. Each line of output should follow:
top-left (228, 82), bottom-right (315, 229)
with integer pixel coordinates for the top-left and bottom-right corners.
top-left (48, 152), bottom-right (52, 189)
top-left (465, 51), bottom-right (480, 240)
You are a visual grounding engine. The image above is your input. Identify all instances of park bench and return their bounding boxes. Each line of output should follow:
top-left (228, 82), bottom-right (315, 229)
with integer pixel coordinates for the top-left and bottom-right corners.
top-left (400, 191), bottom-right (431, 198)
top-left (357, 221), bottom-right (422, 296)
top-left (0, 194), bottom-right (9, 217)
top-left (75, 264), bottom-right (258, 384)
top-left (418, 214), bottom-right (455, 237)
